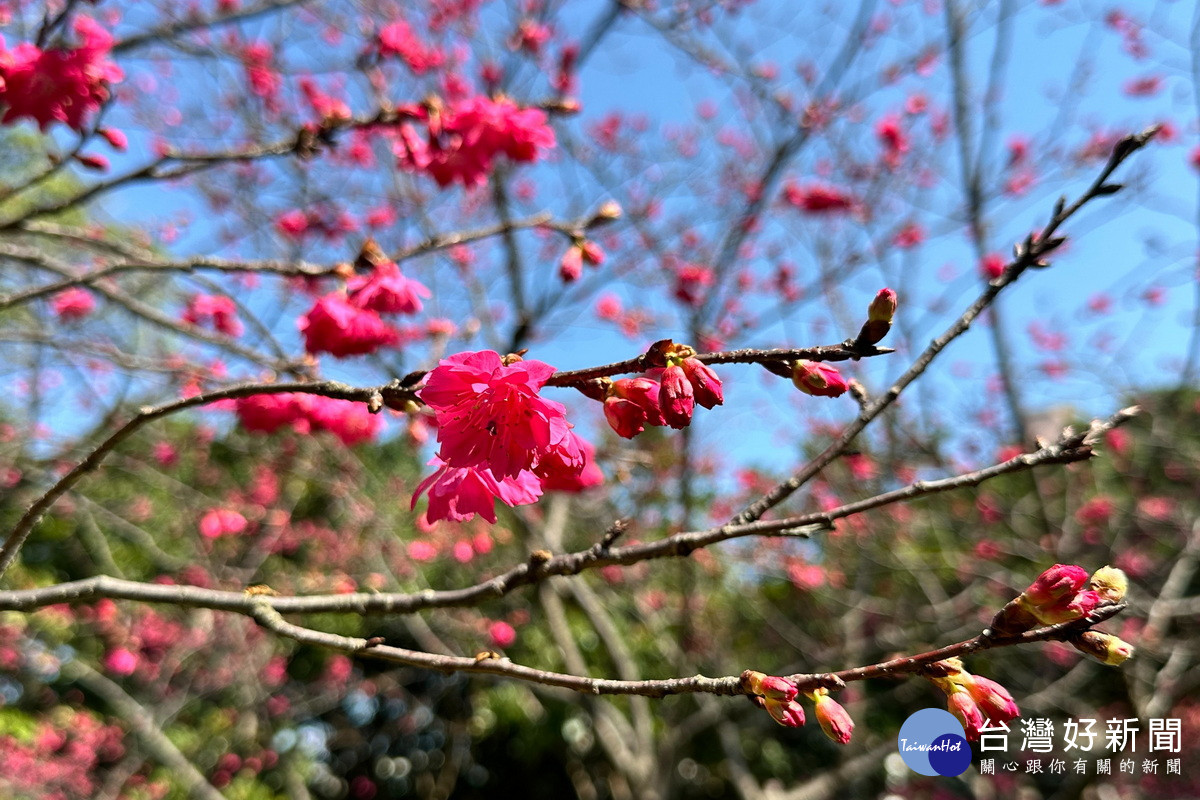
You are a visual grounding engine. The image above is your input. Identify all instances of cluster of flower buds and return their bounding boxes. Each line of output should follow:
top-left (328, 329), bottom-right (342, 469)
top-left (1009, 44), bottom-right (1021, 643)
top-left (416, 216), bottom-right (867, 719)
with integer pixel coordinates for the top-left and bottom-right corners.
top-left (791, 360), bottom-right (849, 398)
top-left (559, 237), bottom-right (605, 282)
top-left (742, 671), bottom-right (854, 744)
top-left (856, 288), bottom-right (897, 347)
top-left (990, 564), bottom-right (1127, 634)
top-left (989, 564), bottom-right (1135, 668)
top-left (602, 343), bottom-right (723, 437)
top-left (926, 658), bottom-right (1020, 740)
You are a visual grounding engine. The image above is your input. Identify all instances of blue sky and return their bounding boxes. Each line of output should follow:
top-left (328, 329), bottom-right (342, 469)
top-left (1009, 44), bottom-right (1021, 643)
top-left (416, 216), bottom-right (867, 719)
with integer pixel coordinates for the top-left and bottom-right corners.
top-left (27, 0), bottom-right (1199, 489)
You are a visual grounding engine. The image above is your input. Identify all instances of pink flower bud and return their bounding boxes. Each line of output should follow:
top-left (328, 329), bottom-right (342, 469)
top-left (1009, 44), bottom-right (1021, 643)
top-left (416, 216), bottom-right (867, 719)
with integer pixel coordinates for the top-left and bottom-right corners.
top-left (813, 693), bottom-right (854, 744)
top-left (965, 675), bottom-right (1019, 723)
top-left (1022, 564), bottom-right (1088, 608)
top-left (946, 690), bottom-right (984, 740)
top-left (658, 364), bottom-right (695, 429)
top-left (868, 288), bottom-right (897, 323)
top-left (580, 241), bottom-right (605, 266)
top-left (99, 127), bottom-right (129, 151)
top-left (764, 698), bottom-right (806, 728)
top-left (791, 360), bottom-right (849, 398)
top-left (745, 671), bottom-right (798, 702)
top-left (613, 377), bottom-right (666, 426)
top-left (681, 357), bottom-right (723, 409)
top-left (1034, 589), bottom-right (1103, 624)
top-left (559, 246), bottom-right (583, 282)
top-left (488, 620), bottom-right (517, 649)
top-left (603, 396), bottom-right (647, 439)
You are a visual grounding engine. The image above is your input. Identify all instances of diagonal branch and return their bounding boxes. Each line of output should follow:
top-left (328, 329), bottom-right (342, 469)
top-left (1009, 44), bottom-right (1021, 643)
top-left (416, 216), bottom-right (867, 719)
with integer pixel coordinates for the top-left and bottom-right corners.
top-left (728, 126), bottom-right (1158, 527)
top-left (0, 405), bottom-right (1137, 613)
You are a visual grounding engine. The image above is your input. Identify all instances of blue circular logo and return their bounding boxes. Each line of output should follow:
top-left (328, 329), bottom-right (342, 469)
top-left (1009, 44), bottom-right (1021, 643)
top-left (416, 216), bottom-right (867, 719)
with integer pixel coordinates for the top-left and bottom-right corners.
top-left (897, 709), bottom-right (971, 776)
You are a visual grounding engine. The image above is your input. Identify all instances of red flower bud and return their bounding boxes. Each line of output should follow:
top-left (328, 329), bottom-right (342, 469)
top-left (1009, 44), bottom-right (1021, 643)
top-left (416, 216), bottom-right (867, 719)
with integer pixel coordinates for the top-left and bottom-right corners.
top-left (1034, 589), bottom-right (1103, 624)
top-left (681, 357), bottom-right (723, 409)
top-left (1022, 564), bottom-right (1088, 608)
top-left (946, 690), bottom-right (984, 740)
top-left (559, 246), bottom-right (583, 282)
top-left (745, 671), bottom-right (798, 702)
top-left (613, 377), bottom-right (665, 426)
top-left (580, 240), bottom-right (606, 266)
top-left (603, 397), bottom-right (646, 439)
top-left (965, 675), bottom-right (1019, 723)
top-left (659, 364), bottom-right (695, 429)
top-left (764, 698), bottom-right (806, 728)
top-left (791, 360), bottom-right (849, 398)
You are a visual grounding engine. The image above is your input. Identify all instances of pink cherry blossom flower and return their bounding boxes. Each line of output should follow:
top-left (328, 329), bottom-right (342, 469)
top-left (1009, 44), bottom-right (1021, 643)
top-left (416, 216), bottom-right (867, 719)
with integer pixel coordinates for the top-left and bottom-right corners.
top-left (411, 457), bottom-right (543, 524)
top-left (0, 16), bottom-right (123, 131)
top-left (199, 508), bottom-right (248, 539)
top-left (182, 294), bottom-right (243, 337)
top-left (419, 350), bottom-right (574, 480)
top-left (51, 287), bottom-right (95, 320)
top-left (347, 261), bottom-right (430, 315)
top-left (103, 647), bottom-right (139, 676)
top-left (305, 396), bottom-right (384, 446)
top-left (488, 620), bottom-right (517, 648)
top-left (377, 20), bottom-right (444, 73)
top-left (299, 294), bottom-right (399, 358)
top-left (538, 432), bottom-right (603, 492)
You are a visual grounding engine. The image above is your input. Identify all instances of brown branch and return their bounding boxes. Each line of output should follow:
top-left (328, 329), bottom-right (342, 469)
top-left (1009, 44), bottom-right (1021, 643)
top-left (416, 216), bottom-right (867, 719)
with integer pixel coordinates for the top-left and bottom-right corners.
top-left (545, 342), bottom-right (893, 387)
top-left (244, 601), bottom-right (1124, 700)
top-left (247, 601), bottom-right (744, 698)
top-left (728, 126), bottom-right (1158, 527)
top-left (0, 405), bottom-right (1136, 611)
top-left (790, 603), bottom-right (1127, 693)
top-left (112, 0), bottom-right (310, 54)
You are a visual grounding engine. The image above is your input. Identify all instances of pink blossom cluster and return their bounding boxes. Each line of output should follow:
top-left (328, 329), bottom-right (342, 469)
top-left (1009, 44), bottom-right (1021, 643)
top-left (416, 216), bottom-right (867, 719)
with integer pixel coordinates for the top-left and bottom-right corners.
top-left (0, 711), bottom-right (125, 800)
top-left (182, 294), bottom-right (243, 337)
top-left (413, 350), bottom-right (601, 523)
top-left (274, 206), bottom-right (359, 241)
top-left (235, 393), bottom-right (385, 446)
top-left (375, 20), bottom-right (444, 73)
top-left (298, 260), bottom-right (429, 358)
top-left (0, 17), bottom-right (123, 132)
top-left (393, 95), bottom-right (556, 188)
